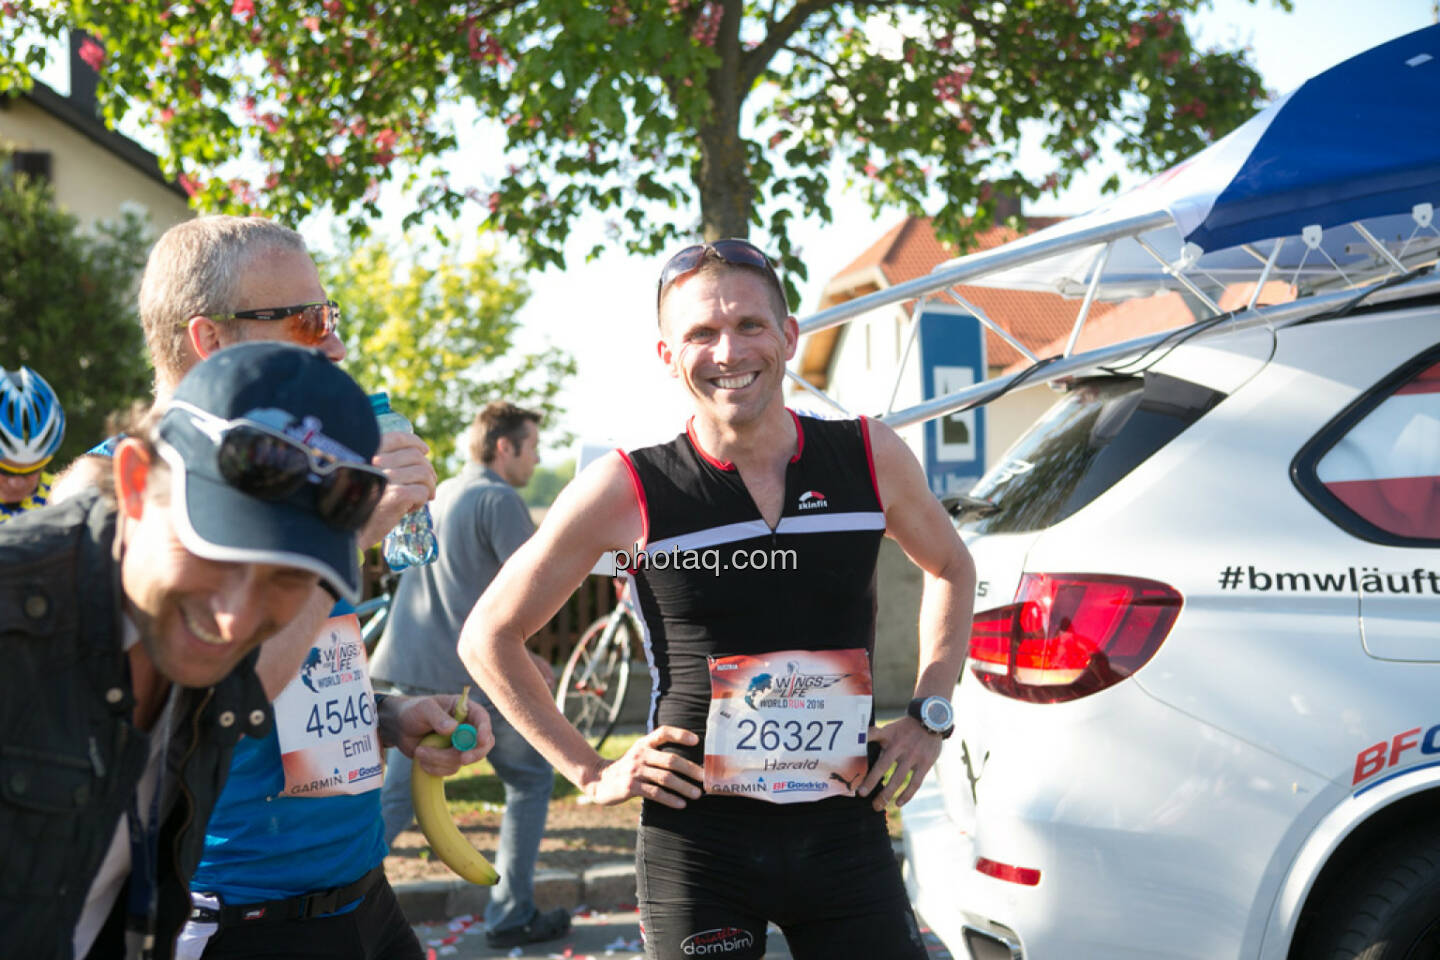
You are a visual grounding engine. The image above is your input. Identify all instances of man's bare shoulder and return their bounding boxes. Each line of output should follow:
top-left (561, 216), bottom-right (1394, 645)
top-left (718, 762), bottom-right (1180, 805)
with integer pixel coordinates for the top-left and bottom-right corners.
top-left (555, 450), bottom-right (638, 513)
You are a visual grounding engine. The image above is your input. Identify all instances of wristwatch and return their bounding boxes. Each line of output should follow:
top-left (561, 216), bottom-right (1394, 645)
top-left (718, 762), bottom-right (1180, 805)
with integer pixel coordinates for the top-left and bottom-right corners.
top-left (907, 696), bottom-right (955, 739)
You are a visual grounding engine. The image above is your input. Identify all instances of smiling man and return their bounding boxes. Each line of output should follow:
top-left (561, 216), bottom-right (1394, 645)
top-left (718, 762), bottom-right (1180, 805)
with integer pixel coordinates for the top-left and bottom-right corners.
top-left (47, 215), bottom-right (481, 960)
top-left (461, 239), bottom-right (976, 960)
top-left (0, 342), bottom-right (397, 958)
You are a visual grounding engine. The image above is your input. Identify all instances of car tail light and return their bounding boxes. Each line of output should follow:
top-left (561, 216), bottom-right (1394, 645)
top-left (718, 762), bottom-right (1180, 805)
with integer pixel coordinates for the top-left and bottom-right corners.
top-left (969, 573), bottom-right (1182, 703)
top-left (975, 856), bottom-right (1041, 886)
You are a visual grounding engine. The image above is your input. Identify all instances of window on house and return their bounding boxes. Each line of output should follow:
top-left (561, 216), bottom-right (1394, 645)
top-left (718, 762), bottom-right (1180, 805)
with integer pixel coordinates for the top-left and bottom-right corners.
top-left (3, 151), bottom-right (53, 184)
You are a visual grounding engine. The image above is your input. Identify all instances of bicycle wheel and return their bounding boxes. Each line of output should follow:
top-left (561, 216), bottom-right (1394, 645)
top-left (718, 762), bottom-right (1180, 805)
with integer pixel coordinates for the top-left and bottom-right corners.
top-left (355, 593), bottom-right (391, 655)
top-left (556, 613), bottom-right (634, 751)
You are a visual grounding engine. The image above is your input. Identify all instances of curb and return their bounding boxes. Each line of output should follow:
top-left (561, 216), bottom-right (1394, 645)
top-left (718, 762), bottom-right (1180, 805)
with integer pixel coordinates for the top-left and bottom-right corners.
top-left (392, 840), bottom-right (906, 924)
top-left (392, 862), bottom-right (635, 924)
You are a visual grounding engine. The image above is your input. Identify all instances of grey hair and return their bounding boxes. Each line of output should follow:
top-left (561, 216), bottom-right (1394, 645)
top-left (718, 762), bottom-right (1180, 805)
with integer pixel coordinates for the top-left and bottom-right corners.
top-left (139, 216), bottom-right (308, 392)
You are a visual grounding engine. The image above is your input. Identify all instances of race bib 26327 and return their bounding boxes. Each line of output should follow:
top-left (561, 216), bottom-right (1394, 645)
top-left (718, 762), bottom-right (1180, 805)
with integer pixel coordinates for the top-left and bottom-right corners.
top-left (704, 648), bottom-right (872, 804)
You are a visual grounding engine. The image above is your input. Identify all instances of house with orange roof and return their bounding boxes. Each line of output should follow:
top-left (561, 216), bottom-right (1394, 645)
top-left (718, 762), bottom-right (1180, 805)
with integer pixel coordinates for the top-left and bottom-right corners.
top-left (793, 207), bottom-right (1127, 490)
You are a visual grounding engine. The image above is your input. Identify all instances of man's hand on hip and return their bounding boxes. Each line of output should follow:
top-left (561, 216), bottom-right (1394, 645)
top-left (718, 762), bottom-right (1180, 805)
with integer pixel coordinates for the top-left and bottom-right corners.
top-left (859, 717), bottom-right (942, 811)
top-left (582, 726), bottom-right (705, 808)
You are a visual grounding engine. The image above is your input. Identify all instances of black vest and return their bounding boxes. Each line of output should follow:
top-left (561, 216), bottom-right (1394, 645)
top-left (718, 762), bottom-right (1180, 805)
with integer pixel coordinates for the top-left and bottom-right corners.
top-left (624, 413), bottom-right (886, 767)
top-left (0, 492), bottom-right (272, 959)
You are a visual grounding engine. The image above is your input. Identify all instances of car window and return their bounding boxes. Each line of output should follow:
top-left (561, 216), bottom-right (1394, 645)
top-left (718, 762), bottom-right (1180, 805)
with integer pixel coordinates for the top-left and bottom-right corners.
top-left (1296, 350), bottom-right (1440, 545)
top-left (962, 372), bottom-right (1224, 535)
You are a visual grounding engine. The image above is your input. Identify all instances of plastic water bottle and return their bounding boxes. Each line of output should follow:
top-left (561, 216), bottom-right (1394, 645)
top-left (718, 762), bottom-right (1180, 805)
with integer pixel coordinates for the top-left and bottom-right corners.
top-left (368, 392), bottom-right (438, 571)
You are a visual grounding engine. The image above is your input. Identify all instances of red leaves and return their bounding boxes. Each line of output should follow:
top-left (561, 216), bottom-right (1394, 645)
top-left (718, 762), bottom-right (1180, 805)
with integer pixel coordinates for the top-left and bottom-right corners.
top-left (463, 17), bottom-right (507, 65)
top-left (77, 37), bottom-right (104, 71)
top-left (692, 1), bottom-right (721, 46)
top-left (1176, 100), bottom-right (1207, 121)
top-left (934, 65), bottom-right (972, 104)
top-left (374, 128), bottom-right (398, 166)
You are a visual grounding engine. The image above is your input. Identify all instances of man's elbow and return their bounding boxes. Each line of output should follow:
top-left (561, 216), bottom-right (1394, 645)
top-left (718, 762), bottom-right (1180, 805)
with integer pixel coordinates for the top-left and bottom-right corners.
top-left (933, 540), bottom-right (976, 592)
top-left (458, 595), bottom-right (508, 687)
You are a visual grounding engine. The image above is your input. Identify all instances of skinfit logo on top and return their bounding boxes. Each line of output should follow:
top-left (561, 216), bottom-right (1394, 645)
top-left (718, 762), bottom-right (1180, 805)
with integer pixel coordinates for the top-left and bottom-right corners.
top-left (797, 490), bottom-right (828, 510)
top-left (681, 927), bottom-right (756, 955)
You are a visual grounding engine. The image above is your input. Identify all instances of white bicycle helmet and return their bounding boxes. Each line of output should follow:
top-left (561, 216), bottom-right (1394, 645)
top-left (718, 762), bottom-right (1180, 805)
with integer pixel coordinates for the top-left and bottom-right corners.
top-left (0, 366), bottom-right (66, 473)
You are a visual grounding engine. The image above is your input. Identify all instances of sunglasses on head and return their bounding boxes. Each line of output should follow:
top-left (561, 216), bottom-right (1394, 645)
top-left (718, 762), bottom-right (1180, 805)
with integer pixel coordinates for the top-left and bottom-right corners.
top-left (170, 400), bottom-right (386, 531)
top-left (194, 300), bottom-right (341, 347)
top-left (655, 239), bottom-right (786, 309)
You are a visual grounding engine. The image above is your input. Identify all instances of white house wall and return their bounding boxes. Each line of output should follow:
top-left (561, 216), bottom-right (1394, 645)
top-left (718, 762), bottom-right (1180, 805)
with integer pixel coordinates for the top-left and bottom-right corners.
top-left (0, 98), bottom-right (190, 234)
top-left (808, 305), bottom-right (1061, 479)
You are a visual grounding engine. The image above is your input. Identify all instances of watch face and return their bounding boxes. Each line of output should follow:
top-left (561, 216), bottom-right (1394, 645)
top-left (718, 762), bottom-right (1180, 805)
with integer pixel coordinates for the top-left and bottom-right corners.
top-left (922, 697), bottom-right (953, 731)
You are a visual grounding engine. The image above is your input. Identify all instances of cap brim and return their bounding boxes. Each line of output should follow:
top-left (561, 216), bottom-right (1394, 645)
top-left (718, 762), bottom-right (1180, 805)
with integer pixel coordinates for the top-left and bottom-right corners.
top-left (158, 442), bottom-right (362, 603)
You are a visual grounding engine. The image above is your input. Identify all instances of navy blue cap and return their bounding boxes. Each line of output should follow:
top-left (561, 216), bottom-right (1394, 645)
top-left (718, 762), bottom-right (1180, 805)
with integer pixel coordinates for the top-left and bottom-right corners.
top-left (154, 342), bottom-right (380, 601)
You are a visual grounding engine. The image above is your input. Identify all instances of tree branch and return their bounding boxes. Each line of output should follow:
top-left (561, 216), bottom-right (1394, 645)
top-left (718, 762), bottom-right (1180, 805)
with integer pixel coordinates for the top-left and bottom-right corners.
top-left (780, 42), bottom-right (844, 85)
top-left (740, 0), bottom-right (837, 90)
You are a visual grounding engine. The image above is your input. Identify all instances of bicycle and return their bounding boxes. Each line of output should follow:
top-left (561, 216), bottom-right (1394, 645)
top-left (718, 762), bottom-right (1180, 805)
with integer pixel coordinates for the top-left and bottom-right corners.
top-left (353, 592), bottom-right (392, 655)
top-left (555, 578), bottom-right (641, 751)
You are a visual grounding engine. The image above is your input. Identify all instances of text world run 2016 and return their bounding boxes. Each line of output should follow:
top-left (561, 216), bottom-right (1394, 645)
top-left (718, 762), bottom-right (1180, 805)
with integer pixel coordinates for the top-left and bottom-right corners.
top-left (611, 543), bottom-right (798, 576)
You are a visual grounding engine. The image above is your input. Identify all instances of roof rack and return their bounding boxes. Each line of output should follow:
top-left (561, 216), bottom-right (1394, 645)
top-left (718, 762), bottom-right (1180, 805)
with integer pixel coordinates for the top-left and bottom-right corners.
top-left (790, 208), bottom-right (1440, 430)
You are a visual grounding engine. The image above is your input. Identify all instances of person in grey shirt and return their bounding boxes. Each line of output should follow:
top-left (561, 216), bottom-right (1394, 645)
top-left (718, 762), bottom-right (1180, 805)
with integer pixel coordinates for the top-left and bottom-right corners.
top-left (370, 401), bottom-right (571, 950)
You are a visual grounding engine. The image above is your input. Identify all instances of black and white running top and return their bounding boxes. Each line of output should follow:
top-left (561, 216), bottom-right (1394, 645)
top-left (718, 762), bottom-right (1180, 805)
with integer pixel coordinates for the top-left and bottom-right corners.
top-left (619, 411), bottom-right (887, 767)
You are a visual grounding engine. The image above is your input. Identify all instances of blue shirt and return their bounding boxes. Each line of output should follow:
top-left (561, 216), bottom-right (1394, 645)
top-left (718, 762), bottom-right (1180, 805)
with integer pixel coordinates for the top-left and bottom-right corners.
top-left (190, 599), bottom-right (387, 905)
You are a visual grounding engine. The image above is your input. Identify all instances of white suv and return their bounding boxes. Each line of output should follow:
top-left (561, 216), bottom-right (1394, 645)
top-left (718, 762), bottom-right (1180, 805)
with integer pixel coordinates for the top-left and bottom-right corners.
top-left (902, 299), bottom-right (1440, 959)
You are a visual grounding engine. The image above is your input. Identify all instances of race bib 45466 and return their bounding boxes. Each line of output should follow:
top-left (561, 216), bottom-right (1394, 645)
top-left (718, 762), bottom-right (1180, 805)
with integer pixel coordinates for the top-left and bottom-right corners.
top-left (704, 649), bottom-right (872, 804)
top-left (273, 613), bottom-right (382, 798)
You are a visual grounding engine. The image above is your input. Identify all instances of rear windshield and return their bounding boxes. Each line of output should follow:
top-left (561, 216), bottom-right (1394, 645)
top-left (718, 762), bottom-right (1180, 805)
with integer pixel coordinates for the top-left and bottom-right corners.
top-left (961, 372), bottom-right (1224, 535)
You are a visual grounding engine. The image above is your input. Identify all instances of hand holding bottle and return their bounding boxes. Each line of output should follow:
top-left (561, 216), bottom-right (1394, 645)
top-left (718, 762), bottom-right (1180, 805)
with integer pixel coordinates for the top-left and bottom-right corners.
top-left (355, 431), bottom-right (437, 552)
top-left (368, 392), bottom-right (439, 569)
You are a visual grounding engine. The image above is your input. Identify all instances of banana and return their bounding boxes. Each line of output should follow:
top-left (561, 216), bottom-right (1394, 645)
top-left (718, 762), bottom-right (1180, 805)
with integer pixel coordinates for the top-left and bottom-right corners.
top-left (411, 686), bottom-right (500, 886)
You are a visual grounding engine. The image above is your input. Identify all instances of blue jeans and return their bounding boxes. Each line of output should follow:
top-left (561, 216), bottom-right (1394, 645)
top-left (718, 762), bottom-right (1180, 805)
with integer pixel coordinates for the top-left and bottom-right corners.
top-left (380, 685), bottom-right (554, 934)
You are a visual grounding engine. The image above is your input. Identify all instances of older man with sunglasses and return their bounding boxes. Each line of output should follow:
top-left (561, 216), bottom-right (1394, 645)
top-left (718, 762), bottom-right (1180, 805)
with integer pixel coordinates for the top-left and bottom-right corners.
top-left (0, 343), bottom-right (483, 959)
top-left (461, 239), bottom-right (975, 960)
top-left (53, 217), bottom-right (490, 960)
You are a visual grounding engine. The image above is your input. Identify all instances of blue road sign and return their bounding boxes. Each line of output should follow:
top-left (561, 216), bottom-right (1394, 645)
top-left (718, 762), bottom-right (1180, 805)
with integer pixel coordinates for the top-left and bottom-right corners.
top-left (918, 305), bottom-right (986, 496)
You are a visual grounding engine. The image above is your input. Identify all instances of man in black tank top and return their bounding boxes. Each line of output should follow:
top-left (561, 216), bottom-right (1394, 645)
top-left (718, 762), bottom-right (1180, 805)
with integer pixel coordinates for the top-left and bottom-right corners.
top-left (460, 240), bottom-right (976, 960)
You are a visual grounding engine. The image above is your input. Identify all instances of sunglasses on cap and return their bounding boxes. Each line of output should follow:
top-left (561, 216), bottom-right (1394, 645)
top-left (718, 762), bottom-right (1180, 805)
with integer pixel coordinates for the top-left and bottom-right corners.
top-left (170, 399), bottom-right (386, 531)
top-left (655, 239), bottom-right (786, 309)
top-left (191, 300), bottom-right (341, 347)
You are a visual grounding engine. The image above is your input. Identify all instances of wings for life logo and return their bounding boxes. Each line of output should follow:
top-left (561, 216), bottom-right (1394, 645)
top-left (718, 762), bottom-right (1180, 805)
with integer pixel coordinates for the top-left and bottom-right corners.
top-left (680, 927), bottom-right (757, 955)
top-left (743, 660), bottom-right (850, 709)
top-left (797, 489), bottom-right (828, 511)
top-left (299, 635), bottom-right (362, 693)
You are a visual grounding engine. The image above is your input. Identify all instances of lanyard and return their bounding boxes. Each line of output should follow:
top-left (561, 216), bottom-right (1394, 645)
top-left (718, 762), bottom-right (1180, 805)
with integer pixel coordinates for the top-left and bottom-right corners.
top-left (124, 724), bottom-right (168, 960)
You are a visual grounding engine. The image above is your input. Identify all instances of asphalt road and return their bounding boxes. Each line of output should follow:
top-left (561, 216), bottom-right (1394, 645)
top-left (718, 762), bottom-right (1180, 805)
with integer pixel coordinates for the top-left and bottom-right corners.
top-left (412, 907), bottom-right (955, 959)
